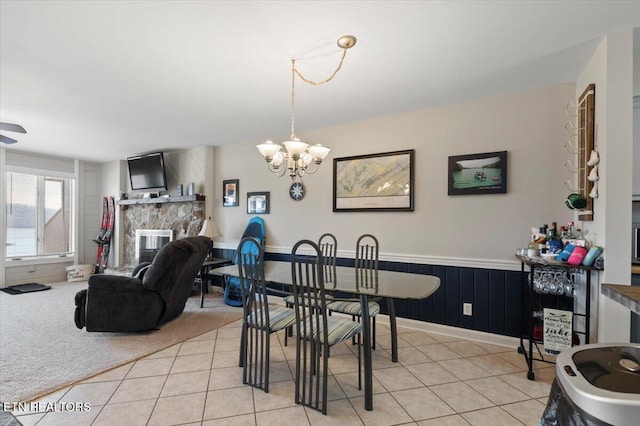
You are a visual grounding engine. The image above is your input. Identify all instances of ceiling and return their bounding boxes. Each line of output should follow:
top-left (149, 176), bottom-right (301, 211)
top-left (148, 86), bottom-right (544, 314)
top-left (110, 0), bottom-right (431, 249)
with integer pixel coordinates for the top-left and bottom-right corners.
top-left (1, 1), bottom-right (639, 163)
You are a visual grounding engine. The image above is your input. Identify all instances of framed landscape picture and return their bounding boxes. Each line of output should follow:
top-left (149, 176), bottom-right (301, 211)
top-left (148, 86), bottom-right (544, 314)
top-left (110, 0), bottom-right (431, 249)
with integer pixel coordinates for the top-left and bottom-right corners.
top-left (448, 151), bottom-right (507, 195)
top-left (247, 191), bottom-right (270, 214)
top-left (333, 150), bottom-right (414, 212)
top-left (223, 179), bottom-right (239, 207)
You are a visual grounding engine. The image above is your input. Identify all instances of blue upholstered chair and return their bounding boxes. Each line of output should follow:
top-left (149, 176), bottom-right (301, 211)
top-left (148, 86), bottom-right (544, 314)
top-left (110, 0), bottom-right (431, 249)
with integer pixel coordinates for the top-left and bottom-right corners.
top-left (224, 217), bottom-right (265, 307)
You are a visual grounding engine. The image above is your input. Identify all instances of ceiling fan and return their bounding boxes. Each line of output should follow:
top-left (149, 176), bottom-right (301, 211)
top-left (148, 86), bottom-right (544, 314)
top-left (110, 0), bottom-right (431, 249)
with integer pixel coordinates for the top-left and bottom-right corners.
top-left (1, 122), bottom-right (27, 144)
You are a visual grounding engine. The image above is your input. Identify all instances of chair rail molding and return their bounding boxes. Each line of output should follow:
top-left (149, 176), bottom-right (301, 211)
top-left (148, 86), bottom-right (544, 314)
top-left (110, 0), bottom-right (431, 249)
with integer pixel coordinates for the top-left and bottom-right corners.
top-left (215, 242), bottom-right (521, 271)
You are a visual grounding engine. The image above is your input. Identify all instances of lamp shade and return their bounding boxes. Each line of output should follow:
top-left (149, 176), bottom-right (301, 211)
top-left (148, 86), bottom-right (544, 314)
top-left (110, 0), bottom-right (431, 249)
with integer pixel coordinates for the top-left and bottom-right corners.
top-left (307, 144), bottom-right (331, 161)
top-left (283, 139), bottom-right (309, 157)
top-left (257, 140), bottom-right (282, 160)
top-left (199, 217), bottom-right (222, 239)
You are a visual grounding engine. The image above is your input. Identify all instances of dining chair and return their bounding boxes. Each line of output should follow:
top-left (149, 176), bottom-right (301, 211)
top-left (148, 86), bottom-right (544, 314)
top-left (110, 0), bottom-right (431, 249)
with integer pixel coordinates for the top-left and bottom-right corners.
top-left (290, 239), bottom-right (362, 415)
top-left (283, 233), bottom-right (337, 345)
top-left (327, 234), bottom-right (382, 349)
top-left (237, 236), bottom-right (296, 393)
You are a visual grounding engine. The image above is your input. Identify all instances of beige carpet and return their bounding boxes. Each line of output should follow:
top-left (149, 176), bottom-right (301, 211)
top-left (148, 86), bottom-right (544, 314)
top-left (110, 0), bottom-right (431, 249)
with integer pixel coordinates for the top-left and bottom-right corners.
top-left (0, 281), bottom-right (243, 403)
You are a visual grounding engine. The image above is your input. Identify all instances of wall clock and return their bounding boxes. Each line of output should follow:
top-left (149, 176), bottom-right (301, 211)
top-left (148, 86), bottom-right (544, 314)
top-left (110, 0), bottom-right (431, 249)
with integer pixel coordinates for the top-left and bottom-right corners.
top-left (289, 181), bottom-right (305, 201)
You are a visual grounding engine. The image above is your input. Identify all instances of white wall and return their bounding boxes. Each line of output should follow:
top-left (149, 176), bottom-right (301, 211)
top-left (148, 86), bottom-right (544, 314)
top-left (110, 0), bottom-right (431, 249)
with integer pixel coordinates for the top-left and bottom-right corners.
top-left (164, 146), bottom-right (209, 197)
top-left (634, 27), bottom-right (639, 97)
top-left (80, 162), bottom-right (100, 265)
top-left (213, 83), bottom-right (575, 269)
top-left (577, 30), bottom-right (634, 342)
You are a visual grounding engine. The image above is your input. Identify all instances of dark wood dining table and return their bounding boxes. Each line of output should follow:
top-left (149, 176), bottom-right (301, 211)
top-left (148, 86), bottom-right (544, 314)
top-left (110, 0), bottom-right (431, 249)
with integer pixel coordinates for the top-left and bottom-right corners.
top-left (212, 260), bottom-right (440, 411)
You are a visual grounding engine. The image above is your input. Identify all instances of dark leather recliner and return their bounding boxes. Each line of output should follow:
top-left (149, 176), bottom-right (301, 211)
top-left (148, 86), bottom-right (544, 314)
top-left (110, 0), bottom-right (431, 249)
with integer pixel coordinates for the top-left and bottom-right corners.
top-left (74, 236), bottom-right (212, 332)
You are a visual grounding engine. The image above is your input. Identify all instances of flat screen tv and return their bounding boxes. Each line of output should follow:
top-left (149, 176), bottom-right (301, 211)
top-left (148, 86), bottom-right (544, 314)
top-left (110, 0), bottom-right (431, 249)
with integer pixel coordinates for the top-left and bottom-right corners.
top-left (127, 152), bottom-right (168, 192)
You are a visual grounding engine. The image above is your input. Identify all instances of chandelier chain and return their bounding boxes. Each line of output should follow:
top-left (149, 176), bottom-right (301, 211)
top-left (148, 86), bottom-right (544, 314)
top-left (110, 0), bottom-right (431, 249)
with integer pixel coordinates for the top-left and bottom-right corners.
top-left (290, 48), bottom-right (349, 139)
top-left (292, 48), bottom-right (349, 87)
top-left (291, 60), bottom-right (296, 138)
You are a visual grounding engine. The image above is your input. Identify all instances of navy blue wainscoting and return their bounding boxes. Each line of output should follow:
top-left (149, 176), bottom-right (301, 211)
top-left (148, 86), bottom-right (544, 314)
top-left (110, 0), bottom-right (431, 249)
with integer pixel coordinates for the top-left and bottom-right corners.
top-left (212, 248), bottom-right (524, 339)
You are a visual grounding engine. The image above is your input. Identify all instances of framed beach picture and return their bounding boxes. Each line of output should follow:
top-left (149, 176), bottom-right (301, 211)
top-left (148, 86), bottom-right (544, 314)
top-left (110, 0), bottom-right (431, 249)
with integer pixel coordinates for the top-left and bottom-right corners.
top-left (223, 179), bottom-right (239, 207)
top-left (333, 150), bottom-right (414, 212)
top-left (247, 191), bottom-right (270, 214)
top-left (447, 151), bottom-right (507, 195)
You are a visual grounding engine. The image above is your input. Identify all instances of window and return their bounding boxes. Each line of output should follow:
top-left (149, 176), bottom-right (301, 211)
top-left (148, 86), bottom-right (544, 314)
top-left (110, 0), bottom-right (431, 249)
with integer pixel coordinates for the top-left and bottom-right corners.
top-left (5, 172), bottom-right (75, 259)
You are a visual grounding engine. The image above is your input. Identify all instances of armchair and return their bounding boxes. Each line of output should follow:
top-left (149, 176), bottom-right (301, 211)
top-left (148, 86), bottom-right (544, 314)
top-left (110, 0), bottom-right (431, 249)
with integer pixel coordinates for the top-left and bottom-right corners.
top-left (74, 236), bottom-right (212, 332)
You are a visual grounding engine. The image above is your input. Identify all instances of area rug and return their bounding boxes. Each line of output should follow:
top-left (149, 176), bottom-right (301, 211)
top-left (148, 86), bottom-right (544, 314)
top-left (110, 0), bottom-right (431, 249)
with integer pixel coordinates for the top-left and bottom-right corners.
top-left (0, 281), bottom-right (243, 403)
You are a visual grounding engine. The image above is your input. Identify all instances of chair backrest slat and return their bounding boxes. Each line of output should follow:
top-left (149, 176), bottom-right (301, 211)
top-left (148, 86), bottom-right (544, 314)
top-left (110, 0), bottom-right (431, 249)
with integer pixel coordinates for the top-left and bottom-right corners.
top-left (318, 233), bottom-right (337, 284)
top-left (355, 234), bottom-right (379, 290)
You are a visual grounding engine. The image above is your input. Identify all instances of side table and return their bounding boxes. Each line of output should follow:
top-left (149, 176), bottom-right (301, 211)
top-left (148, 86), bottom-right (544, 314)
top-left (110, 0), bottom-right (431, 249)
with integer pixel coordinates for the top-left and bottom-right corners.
top-left (199, 258), bottom-right (233, 308)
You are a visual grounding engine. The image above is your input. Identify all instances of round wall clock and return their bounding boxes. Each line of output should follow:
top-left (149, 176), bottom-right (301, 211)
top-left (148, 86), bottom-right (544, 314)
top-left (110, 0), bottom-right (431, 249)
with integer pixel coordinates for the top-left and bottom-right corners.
top-left (289, 181), bottom-right (305, 201)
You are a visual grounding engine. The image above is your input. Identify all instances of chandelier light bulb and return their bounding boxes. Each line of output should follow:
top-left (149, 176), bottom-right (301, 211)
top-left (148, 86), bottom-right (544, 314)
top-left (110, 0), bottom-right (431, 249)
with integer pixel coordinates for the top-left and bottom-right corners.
top-left (300, 153), bottom-right (313, 167)
top-left (272, 151), bottom-right (286, 168)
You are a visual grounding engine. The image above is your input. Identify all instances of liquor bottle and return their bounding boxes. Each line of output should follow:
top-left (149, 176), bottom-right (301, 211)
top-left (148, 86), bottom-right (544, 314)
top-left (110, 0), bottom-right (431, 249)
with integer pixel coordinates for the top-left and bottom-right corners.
top-left (527, 236), bottom-right (538, 257)
top-left (551, 222), bottom-right (558, 240)
top-left (537, 227), bottom-right (547, 242)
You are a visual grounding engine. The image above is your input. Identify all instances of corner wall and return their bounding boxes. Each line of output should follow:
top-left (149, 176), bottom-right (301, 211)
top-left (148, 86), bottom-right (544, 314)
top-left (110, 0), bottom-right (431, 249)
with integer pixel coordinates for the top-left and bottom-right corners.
top-left (577, 30), bottom-right (634, 342)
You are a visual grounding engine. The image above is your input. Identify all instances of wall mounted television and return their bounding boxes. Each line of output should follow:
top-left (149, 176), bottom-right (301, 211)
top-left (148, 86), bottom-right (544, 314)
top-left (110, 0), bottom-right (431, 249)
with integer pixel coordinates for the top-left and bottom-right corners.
top-left (127, 152), bottom-right (168, 192)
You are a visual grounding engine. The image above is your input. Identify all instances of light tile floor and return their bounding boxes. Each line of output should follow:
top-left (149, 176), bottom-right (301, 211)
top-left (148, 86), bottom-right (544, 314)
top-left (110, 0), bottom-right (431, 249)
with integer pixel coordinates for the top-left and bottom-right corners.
top-left (12, 315), bottom-right (554, 425)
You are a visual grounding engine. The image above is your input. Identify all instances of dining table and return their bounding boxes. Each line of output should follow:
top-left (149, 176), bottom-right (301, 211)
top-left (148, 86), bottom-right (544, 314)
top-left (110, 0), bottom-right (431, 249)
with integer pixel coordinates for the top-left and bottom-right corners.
top-left (211, 260), bottom-right (441, 411)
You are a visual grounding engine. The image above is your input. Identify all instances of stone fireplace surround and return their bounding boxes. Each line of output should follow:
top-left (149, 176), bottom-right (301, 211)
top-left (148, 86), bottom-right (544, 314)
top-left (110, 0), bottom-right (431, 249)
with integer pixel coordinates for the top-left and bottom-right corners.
top-left (122, 200), bottom-right (205, 266)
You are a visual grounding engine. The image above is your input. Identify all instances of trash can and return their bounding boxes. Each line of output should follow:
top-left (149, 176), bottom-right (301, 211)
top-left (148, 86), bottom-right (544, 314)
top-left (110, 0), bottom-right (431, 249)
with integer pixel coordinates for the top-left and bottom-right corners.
top-left (542, 343), bottom-right (640, 425)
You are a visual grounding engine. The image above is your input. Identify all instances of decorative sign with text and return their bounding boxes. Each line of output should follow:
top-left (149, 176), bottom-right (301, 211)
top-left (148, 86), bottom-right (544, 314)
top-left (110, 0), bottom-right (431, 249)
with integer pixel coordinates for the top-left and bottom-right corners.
top-left (543, 308), bottom-right (573, 355)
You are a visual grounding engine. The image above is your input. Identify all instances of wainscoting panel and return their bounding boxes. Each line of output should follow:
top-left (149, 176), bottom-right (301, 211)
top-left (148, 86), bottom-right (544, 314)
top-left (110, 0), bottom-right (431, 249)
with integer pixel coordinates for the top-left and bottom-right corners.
top-left (489, 270), bottom-right (506, 334)
top-left (459, 268), bottom-right (475, 330)
top-left (212, 248), bottom-right (525, 339)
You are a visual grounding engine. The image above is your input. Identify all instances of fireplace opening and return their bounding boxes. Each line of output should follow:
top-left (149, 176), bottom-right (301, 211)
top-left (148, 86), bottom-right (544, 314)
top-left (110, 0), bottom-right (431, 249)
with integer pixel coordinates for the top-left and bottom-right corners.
top-left (135, 229), bottom-right (173, 265)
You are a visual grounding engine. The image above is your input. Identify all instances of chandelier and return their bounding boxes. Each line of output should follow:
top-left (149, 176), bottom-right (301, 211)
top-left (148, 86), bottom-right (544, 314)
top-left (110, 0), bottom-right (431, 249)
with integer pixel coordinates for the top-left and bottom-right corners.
top-left (257, 35), bottom-right (357, 179)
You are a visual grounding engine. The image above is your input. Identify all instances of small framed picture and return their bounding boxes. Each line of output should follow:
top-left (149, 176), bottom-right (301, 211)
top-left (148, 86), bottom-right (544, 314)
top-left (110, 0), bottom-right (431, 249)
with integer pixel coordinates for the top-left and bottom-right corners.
top-left (447, 151), bottom-right (508, 195)
top-left (247, 191), bottom-right (270, 214)
top-left (223, 179), bottom-right (239, 207)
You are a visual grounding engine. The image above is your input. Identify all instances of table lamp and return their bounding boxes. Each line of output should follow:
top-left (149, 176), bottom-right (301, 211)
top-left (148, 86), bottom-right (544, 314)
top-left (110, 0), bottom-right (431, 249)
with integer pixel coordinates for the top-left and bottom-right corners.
top-left (199, 217), bottom-right (222, 258)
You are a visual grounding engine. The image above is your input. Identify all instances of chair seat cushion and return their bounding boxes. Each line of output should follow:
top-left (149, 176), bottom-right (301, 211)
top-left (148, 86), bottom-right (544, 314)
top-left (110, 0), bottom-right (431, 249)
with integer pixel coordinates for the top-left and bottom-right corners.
top-left (247, 305), bottom-right (296, 332)
top-left (301, 316), bottom-right (362, 346)
top-left (327, 300), bottom-right (381, 317)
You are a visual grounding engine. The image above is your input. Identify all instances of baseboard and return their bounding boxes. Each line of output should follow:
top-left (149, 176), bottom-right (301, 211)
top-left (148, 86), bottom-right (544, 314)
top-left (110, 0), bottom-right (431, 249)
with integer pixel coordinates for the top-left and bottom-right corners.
top-left (375, 314), bottom-right (520, 349)
top-left (271, 295), bottom-right (519, 349)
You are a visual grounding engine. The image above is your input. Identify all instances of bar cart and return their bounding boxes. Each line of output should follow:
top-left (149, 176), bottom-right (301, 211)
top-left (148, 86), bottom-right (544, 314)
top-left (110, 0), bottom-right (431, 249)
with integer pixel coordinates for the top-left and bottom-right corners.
top-left (516, 254), bottom-right (601, 380)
